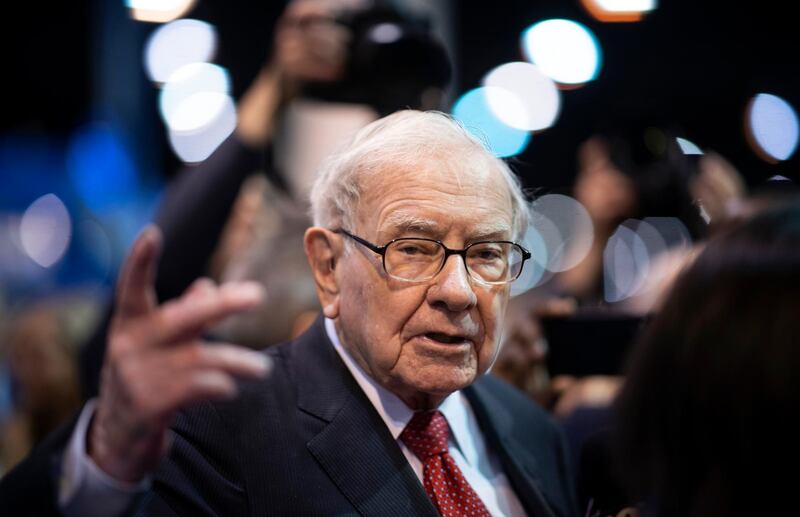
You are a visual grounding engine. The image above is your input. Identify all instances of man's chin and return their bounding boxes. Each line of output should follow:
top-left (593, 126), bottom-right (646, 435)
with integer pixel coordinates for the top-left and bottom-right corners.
top-left (398, 366), bottom-right (477, 403)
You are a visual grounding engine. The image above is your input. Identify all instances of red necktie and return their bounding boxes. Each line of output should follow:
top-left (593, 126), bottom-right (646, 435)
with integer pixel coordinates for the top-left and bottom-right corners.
top-left (400, 410), bottom-right (492, 517)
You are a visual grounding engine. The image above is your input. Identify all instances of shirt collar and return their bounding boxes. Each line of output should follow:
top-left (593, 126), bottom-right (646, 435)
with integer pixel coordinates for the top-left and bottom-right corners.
top-left (324, 318), bottom-right (472, 461)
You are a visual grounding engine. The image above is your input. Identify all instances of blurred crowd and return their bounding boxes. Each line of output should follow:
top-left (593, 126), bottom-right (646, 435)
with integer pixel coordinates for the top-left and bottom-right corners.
top-left (2, 1), bottom-right (799, 515)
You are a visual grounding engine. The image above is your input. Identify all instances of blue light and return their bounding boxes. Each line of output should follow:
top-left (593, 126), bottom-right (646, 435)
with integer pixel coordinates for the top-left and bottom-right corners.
top-left (749, 93), bottom-right (799, 161)
top-left (451, 87), bottom-right (531, 158)
top-left (0, 135), bottom-right (66, 210)
top-left (66, 122), bottom-right (140, 214)
top-left (676, 137), bottom-right (703, 155)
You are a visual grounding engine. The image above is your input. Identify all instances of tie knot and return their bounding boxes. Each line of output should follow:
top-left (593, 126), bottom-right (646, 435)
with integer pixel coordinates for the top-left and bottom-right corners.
top-left (400, 410), bottom-right (450, 461)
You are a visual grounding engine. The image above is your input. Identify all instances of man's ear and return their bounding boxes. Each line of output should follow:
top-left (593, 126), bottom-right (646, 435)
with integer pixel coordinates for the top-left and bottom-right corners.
top-left (304, 227), bottom-right (341, 319)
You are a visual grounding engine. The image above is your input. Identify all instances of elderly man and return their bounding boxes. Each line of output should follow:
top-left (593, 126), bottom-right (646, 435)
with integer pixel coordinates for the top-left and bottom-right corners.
top-left (0, 111), bottom-right (577, 516)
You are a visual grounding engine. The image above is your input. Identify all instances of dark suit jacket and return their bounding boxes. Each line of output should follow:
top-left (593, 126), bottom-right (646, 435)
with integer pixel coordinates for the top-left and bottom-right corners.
top-left (0, 317), bottom-right (578, 516)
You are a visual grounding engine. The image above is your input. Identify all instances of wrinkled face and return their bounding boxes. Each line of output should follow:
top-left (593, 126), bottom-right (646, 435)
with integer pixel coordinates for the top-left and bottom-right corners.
top-left (334, 157), bottom-right (515, 408)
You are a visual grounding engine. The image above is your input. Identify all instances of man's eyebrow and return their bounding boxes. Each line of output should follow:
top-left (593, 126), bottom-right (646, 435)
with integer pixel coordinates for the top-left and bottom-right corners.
top-left (381, 213), bottom-right (440, 236)
top-left (380, 213), bottom-right (512, 240)
top-left (468, 225), bottom-right (513, 241)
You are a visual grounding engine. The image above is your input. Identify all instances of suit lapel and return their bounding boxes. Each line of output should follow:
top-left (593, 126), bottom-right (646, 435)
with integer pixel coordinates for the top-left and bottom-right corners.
top-left (465, 382), bottom-right (558, 517)
top-left (293, 319), bottom-right (438, 517)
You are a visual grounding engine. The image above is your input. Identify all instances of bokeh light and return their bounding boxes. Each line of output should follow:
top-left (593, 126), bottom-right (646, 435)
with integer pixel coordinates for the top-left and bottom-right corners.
top-left (19, 194), bottom-right (72, 268)
top-left (581, 0), bottom-right (657, 23)
top-left (643, 217), bottom-right (692, 249)
top-left (483, 62), bottom-right (561, 131)
top-left (746, 93), bottom-right (799, 163)
top-left (126, 0), bottom-right (197, 24)
top-left (167, 93), bottom-right (237, 162)
top-left (159, 62), bottom-right (231, 131)
top-left (452, 87), bottom-right (531, 158)
top-left (368, 23), bottom-right (403, 44)
top-left (167, 91), bottom-right (232, 132)
top-left (144, 19), bottom-right (217, 83)
top-left (676, 137), bottom-right (703, 155)
top-left (603, 221), bottom-right (648, 303)
top-left (511, 224), bottom-right (550, 296)
top-left (522, 19), bottom-right (602, 86)
top-left (603, 217), bottom-right (689, 303)
top-left (529, 194), bottom-right (594, 273)
top-left (66, 122), bottom-right (139, 214)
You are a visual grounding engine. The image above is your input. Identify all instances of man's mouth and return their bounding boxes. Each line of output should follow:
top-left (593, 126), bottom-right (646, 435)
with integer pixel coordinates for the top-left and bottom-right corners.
top-left (425, 332), bottom-right (469, 344)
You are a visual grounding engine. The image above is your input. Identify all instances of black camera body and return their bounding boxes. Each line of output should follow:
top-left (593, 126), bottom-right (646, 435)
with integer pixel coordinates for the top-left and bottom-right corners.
top-left (305, 0), bottom-right (452, 115)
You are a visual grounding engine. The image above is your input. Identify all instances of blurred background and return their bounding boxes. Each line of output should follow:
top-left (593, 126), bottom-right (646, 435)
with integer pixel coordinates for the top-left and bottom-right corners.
top-left (3, 0), bottom-right (799, 302)
top-left (1, 0), bottom-right (798, 474)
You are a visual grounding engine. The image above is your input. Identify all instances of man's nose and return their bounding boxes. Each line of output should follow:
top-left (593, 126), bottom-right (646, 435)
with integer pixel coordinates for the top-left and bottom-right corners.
top-left (426, 254), bottom-right (478, 311)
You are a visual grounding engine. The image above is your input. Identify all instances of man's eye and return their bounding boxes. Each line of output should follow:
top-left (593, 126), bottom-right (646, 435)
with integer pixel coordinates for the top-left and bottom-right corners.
top-left (471, 247), bottom-right (504, 261)
top-left (398, 245), bottom-right (423, 255)
top-left (393, 241), bottom-right (438, 257)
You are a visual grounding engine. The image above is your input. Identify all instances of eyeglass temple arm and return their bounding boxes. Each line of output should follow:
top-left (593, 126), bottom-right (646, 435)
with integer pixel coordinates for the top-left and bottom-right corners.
top-left (334, 229), bottom-right (386, 255)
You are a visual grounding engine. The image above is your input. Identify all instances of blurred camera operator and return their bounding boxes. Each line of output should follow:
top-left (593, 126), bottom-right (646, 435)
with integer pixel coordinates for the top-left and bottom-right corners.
top-left (79, 0), bottom-right (452, 397)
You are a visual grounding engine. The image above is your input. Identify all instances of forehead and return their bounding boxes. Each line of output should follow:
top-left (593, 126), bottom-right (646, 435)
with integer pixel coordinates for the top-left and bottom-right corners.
top-left (356, 155), bottom-right (515, 240)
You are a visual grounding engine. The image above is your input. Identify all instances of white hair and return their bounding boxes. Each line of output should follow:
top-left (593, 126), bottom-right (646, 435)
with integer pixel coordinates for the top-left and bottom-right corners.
top-left (309, 110), bottom-right (531, 240)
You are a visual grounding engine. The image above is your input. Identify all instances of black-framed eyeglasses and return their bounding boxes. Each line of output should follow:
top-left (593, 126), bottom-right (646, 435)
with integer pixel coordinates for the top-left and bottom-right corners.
top-left (335, 229), bottom-right (531, 285)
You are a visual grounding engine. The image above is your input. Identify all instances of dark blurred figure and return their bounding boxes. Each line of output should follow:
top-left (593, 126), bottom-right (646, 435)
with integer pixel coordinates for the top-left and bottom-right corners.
top-left (559, 123), bottom-right (706, 307)
top-left (496, 121), bottom-right (708, 411)
top-left (0, 305), bottom-right (80, 473)
top-left (495, 123), bottom-right (719, 504)
top-left (609, 199), bottom-right (800, 516)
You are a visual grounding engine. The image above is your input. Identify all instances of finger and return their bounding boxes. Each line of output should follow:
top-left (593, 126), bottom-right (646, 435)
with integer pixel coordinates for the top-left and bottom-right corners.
top-left (157, 281), bottom-right (265, 344)
top-left (116, 225), bottom-right (163, 319)
top-left (184, 277), bottom-right (217, 300)
top-left (153, 364), bottom-right (278, 415)
top-left (183, 371), bottom-right (239, 402)
top-left (167, 342), bottom-right (272, 379)
top-left (146, 370), bottom-right (240, 417)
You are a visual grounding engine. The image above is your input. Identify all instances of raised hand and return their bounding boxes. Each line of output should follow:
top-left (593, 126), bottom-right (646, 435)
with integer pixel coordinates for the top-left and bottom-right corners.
top-left (237, 0), bottom-right (352, 146)
top-left (88, 226), bottom-right (271, 482)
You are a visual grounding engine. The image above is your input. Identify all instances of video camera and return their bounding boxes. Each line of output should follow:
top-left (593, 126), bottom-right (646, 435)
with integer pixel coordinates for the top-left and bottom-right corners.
top-left (304, 0), bottom-right (452, 115)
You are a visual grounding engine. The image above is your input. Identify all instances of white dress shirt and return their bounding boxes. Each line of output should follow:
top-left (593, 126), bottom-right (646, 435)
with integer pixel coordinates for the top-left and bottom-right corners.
top-left (59, 319), bottom-right (526, 516)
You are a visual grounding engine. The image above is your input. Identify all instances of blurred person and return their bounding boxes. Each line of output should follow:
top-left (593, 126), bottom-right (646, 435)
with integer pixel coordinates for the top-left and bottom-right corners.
top-left (558, 124), bottom-right (706, 308)
top-left (1, 111), bottom-right (577, 517)
top-left (573, 181), bottom-right (800, 515)
top-left (494, 124), bottom-right (720, 497)
top-left (540, 142), bottom-right (756, 419)
top-left (80, 0), bottom-right (452, 397)
top-left (604, 199), bottom-right (800, 517)
top-left (0, 304), bottom-right (80, 473)
top-left (496, 123), bottom-right (708, 408)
